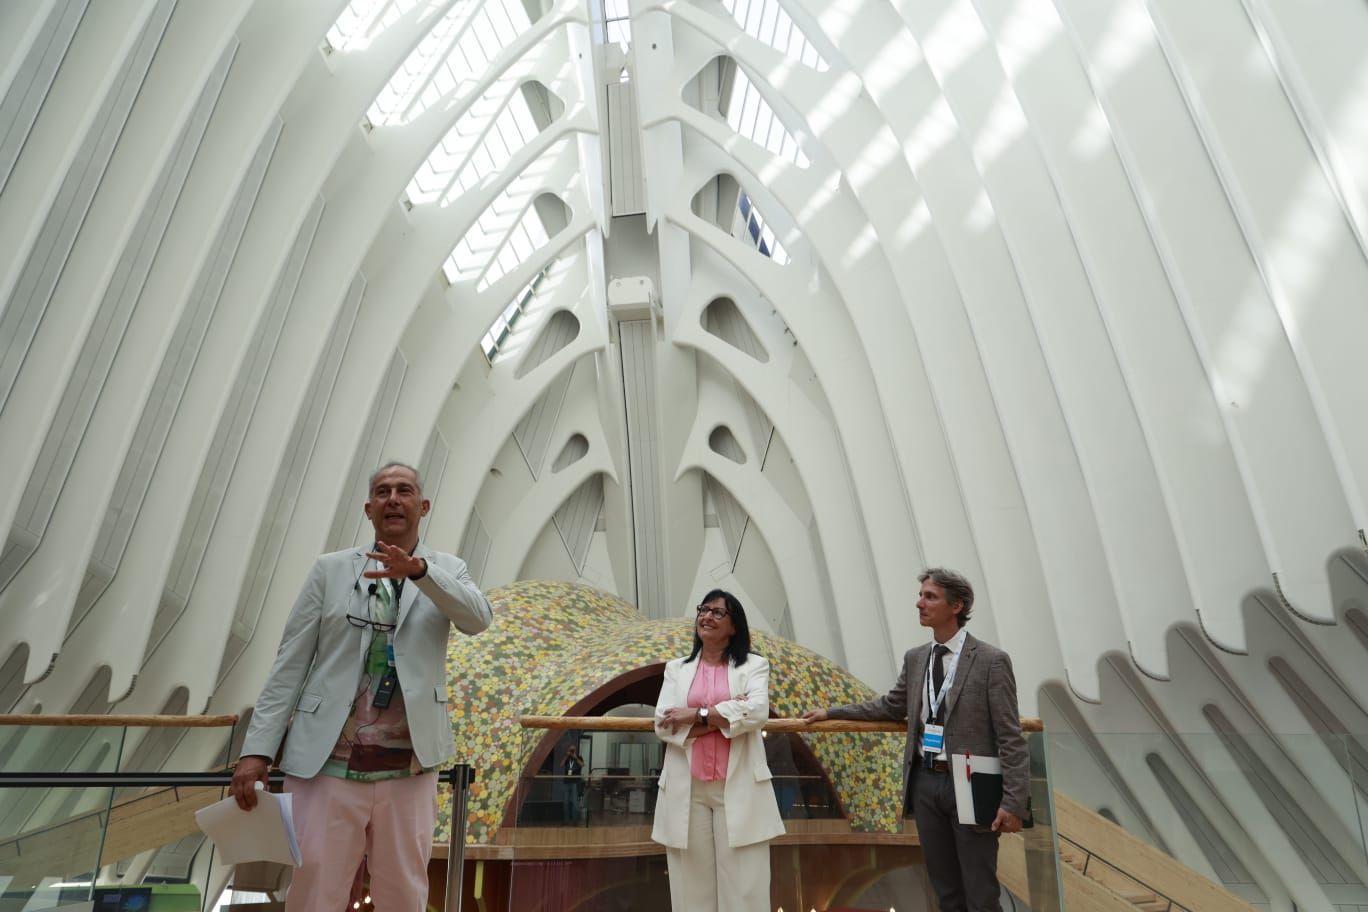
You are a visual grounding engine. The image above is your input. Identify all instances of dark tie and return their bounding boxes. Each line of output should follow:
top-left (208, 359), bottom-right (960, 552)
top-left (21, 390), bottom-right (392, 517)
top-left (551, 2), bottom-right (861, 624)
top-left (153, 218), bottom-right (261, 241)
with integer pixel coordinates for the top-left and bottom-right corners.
top-left (930, 644), bottom-right (949, 724)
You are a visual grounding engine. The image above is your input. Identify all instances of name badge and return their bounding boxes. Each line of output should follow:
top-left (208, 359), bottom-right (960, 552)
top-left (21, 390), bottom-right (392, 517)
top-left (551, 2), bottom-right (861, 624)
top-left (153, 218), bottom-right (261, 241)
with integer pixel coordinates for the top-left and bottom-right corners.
top-left (921, 723), bottom-right (945, 756)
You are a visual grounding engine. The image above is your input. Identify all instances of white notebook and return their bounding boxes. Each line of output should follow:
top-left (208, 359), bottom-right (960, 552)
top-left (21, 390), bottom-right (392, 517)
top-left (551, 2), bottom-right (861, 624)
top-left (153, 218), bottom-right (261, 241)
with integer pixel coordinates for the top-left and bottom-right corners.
top-left (950, 753), bottom-right (1002, 826)
top-left (195, 783), bottom-right (302, 866)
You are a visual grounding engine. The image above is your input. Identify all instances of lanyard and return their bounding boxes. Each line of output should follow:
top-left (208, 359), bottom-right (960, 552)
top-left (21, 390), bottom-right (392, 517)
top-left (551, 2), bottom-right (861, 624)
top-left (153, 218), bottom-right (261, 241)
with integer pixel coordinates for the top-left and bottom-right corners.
top-left (924, 643), bottom-right (960, 722)
top-left (372, 574), bottom-right (400, 665)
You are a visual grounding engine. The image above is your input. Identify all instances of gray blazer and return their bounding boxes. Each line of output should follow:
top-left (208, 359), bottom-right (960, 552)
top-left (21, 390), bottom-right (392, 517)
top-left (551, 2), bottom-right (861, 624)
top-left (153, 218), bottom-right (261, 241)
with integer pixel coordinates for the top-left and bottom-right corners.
top-left (240, 544), bottom-right (493, 777)
top-left (827, 632), bottom-right (1030, 818)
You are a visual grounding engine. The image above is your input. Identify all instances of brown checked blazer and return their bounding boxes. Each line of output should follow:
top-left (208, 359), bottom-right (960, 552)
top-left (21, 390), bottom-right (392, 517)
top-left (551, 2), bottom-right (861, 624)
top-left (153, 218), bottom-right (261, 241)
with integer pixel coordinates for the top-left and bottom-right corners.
top-left (827, 632), bottom-right (1030, 818)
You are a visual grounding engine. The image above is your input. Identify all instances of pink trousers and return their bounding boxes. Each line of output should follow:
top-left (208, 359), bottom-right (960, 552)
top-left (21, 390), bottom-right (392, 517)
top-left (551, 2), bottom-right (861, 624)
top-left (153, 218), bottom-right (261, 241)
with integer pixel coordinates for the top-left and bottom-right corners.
top-left (284, 773), bottom-right (438, 912)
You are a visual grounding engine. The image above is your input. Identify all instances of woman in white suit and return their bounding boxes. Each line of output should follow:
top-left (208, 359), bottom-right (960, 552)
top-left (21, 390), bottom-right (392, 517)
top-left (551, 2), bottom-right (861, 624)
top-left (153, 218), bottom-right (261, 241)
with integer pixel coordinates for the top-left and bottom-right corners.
top-left (652, 590), bottom-right (785, 912)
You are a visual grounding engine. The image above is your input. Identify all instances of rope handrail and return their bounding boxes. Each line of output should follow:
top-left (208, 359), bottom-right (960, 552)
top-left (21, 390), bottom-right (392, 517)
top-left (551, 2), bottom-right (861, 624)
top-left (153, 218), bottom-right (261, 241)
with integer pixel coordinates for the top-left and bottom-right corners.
top-left (0, 714), bottom-right (239, 728)
top-left (521, 715), bottom-right (1044, 732)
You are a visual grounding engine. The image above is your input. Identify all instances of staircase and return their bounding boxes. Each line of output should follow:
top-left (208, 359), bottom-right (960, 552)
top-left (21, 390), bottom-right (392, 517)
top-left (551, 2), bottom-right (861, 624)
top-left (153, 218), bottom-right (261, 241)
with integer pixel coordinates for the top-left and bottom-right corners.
top-left (998, 791), bottom-right (1257, 911)
top-left (1052, 792), bottom-right (1256, 912)
top-left (1058, 838), bottom-right (1181, 911)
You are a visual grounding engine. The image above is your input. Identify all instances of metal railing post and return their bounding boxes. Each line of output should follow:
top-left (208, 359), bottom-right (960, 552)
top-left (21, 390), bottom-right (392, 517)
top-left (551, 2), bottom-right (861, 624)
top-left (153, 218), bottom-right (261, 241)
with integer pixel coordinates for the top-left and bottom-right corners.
top-left (442, 766), bottom-right (473, 912)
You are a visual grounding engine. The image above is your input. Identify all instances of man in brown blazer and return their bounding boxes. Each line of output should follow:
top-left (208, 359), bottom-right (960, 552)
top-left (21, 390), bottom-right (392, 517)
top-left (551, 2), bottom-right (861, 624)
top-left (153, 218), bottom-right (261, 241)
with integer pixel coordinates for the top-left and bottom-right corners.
top-left (803, 568), bottom-right (1029, 911)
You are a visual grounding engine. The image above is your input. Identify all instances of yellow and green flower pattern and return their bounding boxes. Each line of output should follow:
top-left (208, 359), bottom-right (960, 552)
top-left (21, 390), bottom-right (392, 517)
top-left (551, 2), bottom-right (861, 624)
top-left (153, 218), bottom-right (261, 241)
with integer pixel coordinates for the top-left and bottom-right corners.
top-left (438, 580), bottom-right (903, 845)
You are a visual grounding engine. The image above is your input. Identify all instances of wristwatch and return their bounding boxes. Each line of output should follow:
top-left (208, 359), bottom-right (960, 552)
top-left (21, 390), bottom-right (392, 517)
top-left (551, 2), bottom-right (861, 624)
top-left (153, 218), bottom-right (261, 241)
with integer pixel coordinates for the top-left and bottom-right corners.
top-left (698, 707), bottom-right (710, 724)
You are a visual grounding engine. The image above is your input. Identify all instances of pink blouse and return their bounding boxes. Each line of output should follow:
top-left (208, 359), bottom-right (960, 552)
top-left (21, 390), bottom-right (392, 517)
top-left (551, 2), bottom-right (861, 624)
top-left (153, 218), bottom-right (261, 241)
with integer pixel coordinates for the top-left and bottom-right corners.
top-left (687, 660), bottom-right (732, 781)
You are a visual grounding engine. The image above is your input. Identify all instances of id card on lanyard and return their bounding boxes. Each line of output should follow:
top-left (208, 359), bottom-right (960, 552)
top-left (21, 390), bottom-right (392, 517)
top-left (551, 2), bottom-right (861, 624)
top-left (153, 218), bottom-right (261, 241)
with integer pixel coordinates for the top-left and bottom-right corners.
top-left (920, 647), bottom-right (958, 760)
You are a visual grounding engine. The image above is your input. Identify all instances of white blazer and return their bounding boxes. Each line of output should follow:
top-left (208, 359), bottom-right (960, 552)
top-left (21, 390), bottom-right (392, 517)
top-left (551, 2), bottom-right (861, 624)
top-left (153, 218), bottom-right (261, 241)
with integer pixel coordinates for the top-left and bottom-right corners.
top-left (651, 653), bottom-right (786, 849)
top-left (239, 545), bottom-right (493, 777)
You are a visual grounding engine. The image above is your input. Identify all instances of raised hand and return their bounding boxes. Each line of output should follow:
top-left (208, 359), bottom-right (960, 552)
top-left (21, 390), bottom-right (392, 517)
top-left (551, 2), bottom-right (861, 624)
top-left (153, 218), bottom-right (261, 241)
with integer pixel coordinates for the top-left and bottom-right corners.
top-left (364, 541), bottom-right (426, 579)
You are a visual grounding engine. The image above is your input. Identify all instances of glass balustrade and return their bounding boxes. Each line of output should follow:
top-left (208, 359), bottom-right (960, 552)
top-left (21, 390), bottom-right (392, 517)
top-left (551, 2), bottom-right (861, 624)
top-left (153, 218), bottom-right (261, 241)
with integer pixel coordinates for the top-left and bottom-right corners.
top-left (1046, 730), bottom-right (1368, 912)
top-left (53, 718), bottom-right (1368, 911)
top-left (1354, 733), bottom-right (1368, 874)
top-left (12, 716), bottom-right (1365, 912)
top-left (498, 723), bottom-right (1063, 912)
top-left (511, 773), bottom-right (844, 828)
top-left (1, 718), bottom-right (237, 912)
top-left (0, 723), bottom-right (125, 912)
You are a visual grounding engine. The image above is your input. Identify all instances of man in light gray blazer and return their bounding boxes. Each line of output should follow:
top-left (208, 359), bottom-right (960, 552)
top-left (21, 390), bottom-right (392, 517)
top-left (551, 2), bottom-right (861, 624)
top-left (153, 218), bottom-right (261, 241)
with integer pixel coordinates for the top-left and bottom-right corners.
top-left (804, 568), bottom-right (1028, 912)
top-left (229, 462), bottom-right (492, 912)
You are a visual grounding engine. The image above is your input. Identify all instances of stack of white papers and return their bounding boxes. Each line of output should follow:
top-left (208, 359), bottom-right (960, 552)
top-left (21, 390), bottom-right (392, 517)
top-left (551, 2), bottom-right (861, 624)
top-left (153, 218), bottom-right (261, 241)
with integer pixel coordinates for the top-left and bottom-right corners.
top-left (195, 784), bottom-right (302, 866)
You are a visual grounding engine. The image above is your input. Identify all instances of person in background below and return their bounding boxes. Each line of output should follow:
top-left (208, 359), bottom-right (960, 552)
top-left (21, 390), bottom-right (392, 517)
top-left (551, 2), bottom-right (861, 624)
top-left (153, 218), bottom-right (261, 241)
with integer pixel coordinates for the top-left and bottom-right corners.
top-left (652, 590), bottom-right (785, 912)
top-left (561, 742), bottom-right (585, 823)
top-left (762, 730), bottom-right (799, 819)
top-left (229, 462), bottom-right (493, 912)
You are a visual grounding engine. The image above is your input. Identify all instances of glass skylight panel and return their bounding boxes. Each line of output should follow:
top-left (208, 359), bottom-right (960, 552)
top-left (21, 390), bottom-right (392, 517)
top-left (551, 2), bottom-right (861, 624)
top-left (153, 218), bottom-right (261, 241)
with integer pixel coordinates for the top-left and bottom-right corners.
top-left (443, 183), bottom-right (555, 288)
top-left (404, 81), bottom-right (543, 206)
top-left (495, 111), bottom-right (523, 150)
top-left (472, 144), bottom-right (496, 177)
top-left (432, 62), bottom-right (457, 96)
top-left (472, 10), bottom-right (499, 52)
top-left (757, 1), bottom-right (779, 46)
top-left (326, 0), bottom-right (415, 53)
top-left (752, 101), bottom-right (775, 150)
top-left (606, 19), bottom-right (632, 47)
top-left (446, 195), bottom-right (518, 283)
top-left (601, 0), bottom-right (631, 47)
top-left (721, 0), bottom-right (828, 72)
top-left (737, 83), bottom-right (760, 138)
top-left (370, 7), bottom-right (466, 121)
top-left (478, 207), bottom-right (550, 291)
top-left (770, 13), bottom-right (794, 55)
top-left (480, 266), bottom-right (550, 360)
top-left (725, 68), bottom-right (810, 168)
top-left (735, 191), bottom-right (789, 265)
top-left (367, 0), bottom-right (532, 126)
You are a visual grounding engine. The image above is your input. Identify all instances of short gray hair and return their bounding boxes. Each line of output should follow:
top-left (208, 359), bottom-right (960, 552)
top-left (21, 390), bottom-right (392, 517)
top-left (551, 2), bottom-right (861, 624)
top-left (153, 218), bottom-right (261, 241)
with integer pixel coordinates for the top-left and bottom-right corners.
top-left (919, 567), bottom-right (975, 627)
top-left (368, 461), bottom-right (423, 495)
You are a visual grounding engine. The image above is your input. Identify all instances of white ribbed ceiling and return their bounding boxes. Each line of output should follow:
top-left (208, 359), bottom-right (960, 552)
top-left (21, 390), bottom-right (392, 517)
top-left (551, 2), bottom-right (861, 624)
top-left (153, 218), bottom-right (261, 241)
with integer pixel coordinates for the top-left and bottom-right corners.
top-left (1, 0), bottom-right (1367, 906)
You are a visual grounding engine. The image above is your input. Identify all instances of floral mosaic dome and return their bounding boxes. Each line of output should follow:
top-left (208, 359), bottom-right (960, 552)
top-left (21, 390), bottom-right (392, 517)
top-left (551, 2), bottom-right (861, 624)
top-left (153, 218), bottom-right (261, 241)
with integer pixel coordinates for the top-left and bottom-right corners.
top-left (439, 579), bottom-right (903, 844)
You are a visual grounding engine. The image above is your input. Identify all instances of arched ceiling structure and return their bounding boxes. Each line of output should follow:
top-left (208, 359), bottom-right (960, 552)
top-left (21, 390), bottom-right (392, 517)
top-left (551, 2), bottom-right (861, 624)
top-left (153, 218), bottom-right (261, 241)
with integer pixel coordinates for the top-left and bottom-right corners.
top-left (2, 0), bottom-right (1367, 906)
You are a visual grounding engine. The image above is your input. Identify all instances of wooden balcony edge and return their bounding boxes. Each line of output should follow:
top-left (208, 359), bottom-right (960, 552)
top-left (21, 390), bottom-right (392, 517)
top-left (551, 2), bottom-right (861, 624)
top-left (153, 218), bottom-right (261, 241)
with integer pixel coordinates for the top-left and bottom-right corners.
top-left (520, 715), bottom-right (1044, 733)
top-left (0, 714), bottom-right (239, 728)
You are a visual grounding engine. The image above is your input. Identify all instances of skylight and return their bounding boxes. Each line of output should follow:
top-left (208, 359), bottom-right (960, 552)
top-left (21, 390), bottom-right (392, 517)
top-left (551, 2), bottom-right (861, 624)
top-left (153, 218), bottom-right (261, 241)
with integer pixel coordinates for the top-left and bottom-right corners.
top-left (480, 266), bottom-right (550, 360)
top-left (725, 66), bottom-right (810, 168)
top-left (720, 0), bottom-right (828, 72)
top-left (445, 190), bottom-right (552, 288)
top-left (736, 191), bottom-right (789, 264)
top-left (715, 62), bottom-right (802, 266)
top-left (405, 80), bottom-right (548, 206)
top-left (364, 0), bottom-right (535, 126)
top-left (603, 0), bottom-right (631, 48)
top-left (325, 0), bottom-right (417, 54)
